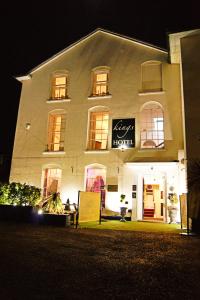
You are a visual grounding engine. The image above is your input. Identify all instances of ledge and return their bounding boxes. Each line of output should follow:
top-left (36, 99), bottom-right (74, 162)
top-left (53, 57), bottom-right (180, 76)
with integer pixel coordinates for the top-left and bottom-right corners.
top-left (42, 151), bottom-right (66, 155)
top-left (138, 148), bottom-right (166, 152)
top-left (84, 150), bottom-right (110, 154)
top-left (46, 98), bottom-right (71, 103)
top-left (87, 95), bottom-right (112, 100)
top-left (138, 91), bottom-right (165, 96)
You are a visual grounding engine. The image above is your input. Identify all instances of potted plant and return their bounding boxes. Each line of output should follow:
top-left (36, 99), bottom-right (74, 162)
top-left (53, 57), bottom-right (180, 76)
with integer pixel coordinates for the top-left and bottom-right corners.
top-left (42, 192), bottom-right (64, 214)
top-left (168, 192), bottom-right (178, 224)
top-left (119, 194), bottom-right (128, 222)
top-left (64, 198), bottom-right (71, 212)
top-left (36, 192), bottom-right (70, 227)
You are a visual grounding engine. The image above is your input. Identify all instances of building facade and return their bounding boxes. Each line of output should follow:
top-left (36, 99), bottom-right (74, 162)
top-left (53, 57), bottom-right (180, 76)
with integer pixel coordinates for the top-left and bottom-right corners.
top-left (10, 29), bottom-right (185, 222)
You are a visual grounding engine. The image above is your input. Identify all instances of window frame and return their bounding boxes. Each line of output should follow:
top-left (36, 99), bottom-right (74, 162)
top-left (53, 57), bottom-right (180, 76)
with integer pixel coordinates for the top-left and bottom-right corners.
top-left (46, 111), bottom-right (66, 152)
top-left (42, 167), bottom-right (62, 198)
top-left (141, 61), bottom-right (163, 93)
top-left (50, 72), bottom-right (69, 101)
top-left (140, 102), bottom-right (164, 149)
top-left (85, 164), bottom-right (106, 208)
top-left (90, 67), bottom-right (110, 98)
top-left (87, 110), bottom-right (109, 151)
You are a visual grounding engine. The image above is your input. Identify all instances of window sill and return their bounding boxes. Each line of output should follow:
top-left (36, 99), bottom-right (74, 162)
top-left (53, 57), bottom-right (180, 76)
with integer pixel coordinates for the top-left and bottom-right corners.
top-left (138, 148), bottom-right (166, 152)
top-left (42, 151), bottom-right (66, 155)
top-left (46, 98), bottom-right (71, 103)
top-left (138, 91), bottom-right (165, 96)
top-left (84, 150), bottom-right (110, 154)
top-left (87, 95), bottom-right (112, 100)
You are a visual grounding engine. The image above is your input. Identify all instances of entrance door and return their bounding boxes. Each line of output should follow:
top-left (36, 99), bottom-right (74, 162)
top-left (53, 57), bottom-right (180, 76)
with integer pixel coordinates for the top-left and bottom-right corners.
top-left (143, 184), bottom-right (164, 221)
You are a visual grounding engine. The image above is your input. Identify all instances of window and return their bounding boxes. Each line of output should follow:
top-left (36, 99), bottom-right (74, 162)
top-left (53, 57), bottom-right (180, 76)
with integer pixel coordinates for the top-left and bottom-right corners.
top-left (51, 75), bottom-right (67, 100)
top-left (87, 111), bottom-right (109, 150)
top-left (140, 103), bottom-right (164, 149)
top-left (47, 112), bottom-right (66, 151)
top-left (85, 165), bottom-right (106, 207)
top-left (92, 69), bottom-right (109, 96)
top-left (141, 61), bottom-right (162, 92)
top-left (43, 168), bottom-right (62, 198)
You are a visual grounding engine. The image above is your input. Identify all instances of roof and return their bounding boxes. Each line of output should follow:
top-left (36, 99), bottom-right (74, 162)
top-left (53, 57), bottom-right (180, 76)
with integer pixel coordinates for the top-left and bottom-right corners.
top-left (16, 28), bottom-right (168, 82)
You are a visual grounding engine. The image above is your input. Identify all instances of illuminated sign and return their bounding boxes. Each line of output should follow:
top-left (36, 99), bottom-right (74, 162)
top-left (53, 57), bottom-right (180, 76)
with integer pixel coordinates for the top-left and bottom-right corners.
top-left (112, 118), bottom-right (135, 148)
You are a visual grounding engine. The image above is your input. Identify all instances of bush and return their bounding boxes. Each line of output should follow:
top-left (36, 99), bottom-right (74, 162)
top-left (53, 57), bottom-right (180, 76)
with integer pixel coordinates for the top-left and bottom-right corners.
top-left (0, 182), bottom-right (41, 206)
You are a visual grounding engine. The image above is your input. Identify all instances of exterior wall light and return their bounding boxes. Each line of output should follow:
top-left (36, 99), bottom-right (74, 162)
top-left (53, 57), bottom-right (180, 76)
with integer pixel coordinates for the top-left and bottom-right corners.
top-left (118, 145), bottom-right (127, 152)
top-left (25, 123), bottom-right (31, 130)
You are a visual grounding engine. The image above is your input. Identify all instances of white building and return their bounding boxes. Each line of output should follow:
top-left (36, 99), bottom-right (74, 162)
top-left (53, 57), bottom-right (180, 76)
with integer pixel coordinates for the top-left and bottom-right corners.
top-left (10, 28), bottom-right (186, 222)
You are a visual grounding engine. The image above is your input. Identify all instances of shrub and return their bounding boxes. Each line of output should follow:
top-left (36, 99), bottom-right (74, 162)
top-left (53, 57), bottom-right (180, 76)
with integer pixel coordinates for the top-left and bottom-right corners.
top-left (0, 182), bottom-right (41, 206)
top-left (0, 183), bottom-right (10, 204)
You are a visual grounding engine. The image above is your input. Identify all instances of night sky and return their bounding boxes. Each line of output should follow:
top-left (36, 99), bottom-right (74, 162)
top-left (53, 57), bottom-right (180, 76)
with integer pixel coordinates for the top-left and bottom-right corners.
top-left (0, 0), bottom-right (199, 180)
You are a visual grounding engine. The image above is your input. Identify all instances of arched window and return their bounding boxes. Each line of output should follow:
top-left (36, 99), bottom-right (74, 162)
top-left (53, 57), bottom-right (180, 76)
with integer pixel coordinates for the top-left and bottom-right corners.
top-left (47, 110), bottom-right (66, 151)
top-left (91, 67), bottom-right (110, 97)
top-left (51, 71), bottom-right (68, 100)
top-left (141, 61), bottom-right (162, 92)
top-left (42, 167), bottom-right (62, 198)
top-left (87, 107), bottom-right (109, 150)
top-left (85, 164), bottom-right (106, 207)
top-left (140, 102), bottom-right (164, 149)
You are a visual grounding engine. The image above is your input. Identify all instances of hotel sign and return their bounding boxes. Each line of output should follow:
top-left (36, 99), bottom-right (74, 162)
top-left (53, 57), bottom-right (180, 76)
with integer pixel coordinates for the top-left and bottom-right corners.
top-left (112, 118), bottom-right (135, 148)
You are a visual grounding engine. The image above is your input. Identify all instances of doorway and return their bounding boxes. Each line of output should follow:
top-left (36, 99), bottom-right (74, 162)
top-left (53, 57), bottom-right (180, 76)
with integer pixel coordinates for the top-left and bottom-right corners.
top-left (143, 174), bottom-right (166, 221)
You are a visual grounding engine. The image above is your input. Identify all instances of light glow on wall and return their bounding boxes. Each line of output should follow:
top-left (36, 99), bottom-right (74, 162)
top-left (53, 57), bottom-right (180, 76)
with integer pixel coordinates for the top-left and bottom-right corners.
top-left (61, 186), bottom-right (79, 205)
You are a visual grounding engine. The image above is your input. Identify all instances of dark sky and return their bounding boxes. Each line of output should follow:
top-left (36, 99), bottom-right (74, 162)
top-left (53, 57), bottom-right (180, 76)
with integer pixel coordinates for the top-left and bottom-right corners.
top-left (0, 0), bottom-right (199, 177)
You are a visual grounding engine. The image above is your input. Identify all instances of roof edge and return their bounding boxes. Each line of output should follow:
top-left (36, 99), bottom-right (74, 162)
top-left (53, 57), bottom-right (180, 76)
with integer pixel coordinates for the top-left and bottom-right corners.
top-left (19, 28), bottom-right (168, 77)
top-left (98, 28), bottom-right (167, 52)
top-left (15, 74), bottom-right (32, 82)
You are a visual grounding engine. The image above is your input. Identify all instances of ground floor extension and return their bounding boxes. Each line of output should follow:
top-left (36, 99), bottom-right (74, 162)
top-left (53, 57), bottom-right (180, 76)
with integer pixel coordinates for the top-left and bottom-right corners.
top-left (10, 151), bottom-right (186, 224)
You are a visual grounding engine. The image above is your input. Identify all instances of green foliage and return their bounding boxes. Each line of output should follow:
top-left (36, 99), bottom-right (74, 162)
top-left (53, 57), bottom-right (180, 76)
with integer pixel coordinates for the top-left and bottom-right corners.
top-left (43, 192), bottom-right (64, 214)
top-left (169, 193), bottom-right (178, 205)
top-left (0, 183), bottom-right (8, 204)
top-left (0, 182), bottom-right (41, 206)
top-left (120, 194), bottom-right (128, 205)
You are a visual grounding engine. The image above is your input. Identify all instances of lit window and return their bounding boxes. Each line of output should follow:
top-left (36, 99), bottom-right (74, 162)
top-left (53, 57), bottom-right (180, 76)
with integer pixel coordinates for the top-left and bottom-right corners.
top-left (87, 112), bottom-right (109, 150)
top-left (140, 103), bottom-right (164, 149)
top-left (43, 168), bottom-right (62, 197)
top-left (92, 70), bottom-right (109, 96)
top-left (86, 166), bottom-right (106, 207)
top-left (51, 75), bottom-right (67, 99)
top-left (47, 113), bottom-right (66, 151)
top-left (141, 61), bottom-right (162, 92)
